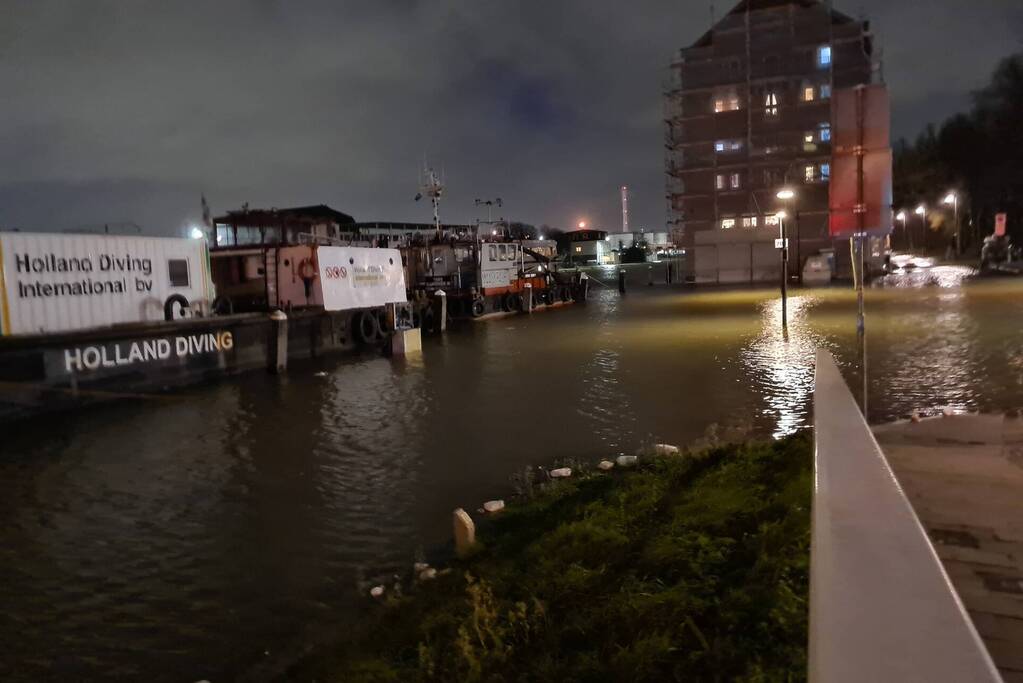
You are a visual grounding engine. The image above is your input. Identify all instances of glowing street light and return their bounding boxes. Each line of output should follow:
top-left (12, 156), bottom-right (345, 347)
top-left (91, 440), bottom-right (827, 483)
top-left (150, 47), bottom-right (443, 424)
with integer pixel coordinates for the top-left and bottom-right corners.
top-left (189, 226), bottom-right (204, 240)
top-left (896, 210), bottom-right (912, 250)
top-left (776, 188), bottom-right (796, 200)
top-left (577, 221), bottom-right (587, 229)
top-left (943, 191), bottom-right (960, 256)
top-left (913, 205), bottom-right (926, 253)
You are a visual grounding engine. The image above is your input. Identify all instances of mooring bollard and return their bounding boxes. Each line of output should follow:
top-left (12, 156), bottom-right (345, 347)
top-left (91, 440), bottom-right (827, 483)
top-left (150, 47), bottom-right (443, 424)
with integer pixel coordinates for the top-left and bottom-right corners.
top-left (453, 508), bottom-right (476, 556)
top-left (618, 269), bottom-right (626, 295)
top-left (269, 309), bottom-right (288, 374)
top-left (648, 265), bottom-right (653, 286)
top-left (666, 261), bottom-right (672, 285)
top-left (579, 272), bottom-right (590, 300)
top-left (434, 290), bottom-right (447, 332)
top-left (524, 283), bottom-right (533, 313)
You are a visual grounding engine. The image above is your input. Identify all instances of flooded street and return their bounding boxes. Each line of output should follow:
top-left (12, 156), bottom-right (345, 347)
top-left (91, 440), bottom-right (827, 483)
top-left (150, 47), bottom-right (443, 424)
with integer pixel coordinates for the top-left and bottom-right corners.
top-left (4, 270), bottom-right (1023, 681)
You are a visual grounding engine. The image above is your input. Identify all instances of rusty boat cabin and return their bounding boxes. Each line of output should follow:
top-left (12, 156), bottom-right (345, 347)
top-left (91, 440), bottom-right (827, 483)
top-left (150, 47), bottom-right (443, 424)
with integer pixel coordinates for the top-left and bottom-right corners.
top-left (209, 205), bottom-right (585, 328)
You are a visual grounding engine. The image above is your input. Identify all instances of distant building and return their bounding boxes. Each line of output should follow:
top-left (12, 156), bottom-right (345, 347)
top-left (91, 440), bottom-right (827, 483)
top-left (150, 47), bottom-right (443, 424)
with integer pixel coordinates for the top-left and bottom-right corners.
top-left (664, 0), bottom-right (882, 283)
top-left (566, 229), bottom-right (612, 264)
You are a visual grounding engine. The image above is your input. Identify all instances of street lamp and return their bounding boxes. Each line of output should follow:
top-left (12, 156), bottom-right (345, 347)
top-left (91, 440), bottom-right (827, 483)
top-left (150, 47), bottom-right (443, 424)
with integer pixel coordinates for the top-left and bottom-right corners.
top-left (915, 204), bottom-right (926, 252)
top-left (895, 211), bottom-right (912, 250)
top-left (943, 192), bottom-right (959, 256)
top-left (776, 187), bottom-right (800, 285)
top-left (775, 188), bottom-right (796, 329)
top-left (578, 221), bottom-right (587, 229)
top-left (189, 226), bottom-right (204, 240)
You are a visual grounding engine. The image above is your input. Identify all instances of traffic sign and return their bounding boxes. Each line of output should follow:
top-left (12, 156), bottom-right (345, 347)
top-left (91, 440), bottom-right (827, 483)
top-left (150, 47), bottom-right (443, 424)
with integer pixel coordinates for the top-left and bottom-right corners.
top-left (995, 213), bottom-right (1007, 236)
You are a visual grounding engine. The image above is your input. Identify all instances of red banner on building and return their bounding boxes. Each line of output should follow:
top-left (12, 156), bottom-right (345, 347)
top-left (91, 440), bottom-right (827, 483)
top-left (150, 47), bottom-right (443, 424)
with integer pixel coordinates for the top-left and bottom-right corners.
top-left (829, 85), bottom-right (893, 238)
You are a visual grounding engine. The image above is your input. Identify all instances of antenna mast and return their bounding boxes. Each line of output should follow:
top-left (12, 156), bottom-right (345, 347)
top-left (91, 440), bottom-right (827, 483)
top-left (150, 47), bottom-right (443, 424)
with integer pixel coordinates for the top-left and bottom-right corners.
top-left (415, 163), bottom-right (445, 241)
top-left (621, 186), bottom-right (630, 233)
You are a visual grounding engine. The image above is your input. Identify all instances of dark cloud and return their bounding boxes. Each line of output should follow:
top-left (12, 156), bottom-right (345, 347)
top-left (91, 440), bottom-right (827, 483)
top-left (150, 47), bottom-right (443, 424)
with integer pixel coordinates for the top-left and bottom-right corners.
top-left (1, 0), bottom-right (1020, 236)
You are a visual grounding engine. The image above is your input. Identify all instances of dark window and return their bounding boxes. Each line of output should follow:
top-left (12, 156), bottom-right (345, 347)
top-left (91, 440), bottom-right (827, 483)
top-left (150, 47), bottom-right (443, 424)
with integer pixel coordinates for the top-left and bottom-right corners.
top-left (168, 259), bottom-right (190, 287)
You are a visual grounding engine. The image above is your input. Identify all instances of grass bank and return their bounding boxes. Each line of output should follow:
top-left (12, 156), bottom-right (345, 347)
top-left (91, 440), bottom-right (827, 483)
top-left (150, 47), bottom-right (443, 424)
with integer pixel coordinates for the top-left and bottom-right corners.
top-left (285, 432), bottom-right (813, 682)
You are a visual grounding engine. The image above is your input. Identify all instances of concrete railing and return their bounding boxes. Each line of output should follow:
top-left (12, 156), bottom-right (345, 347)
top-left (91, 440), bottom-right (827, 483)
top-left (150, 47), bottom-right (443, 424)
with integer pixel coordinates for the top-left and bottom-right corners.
top-left (810, 350), bottom-right (1002, 682)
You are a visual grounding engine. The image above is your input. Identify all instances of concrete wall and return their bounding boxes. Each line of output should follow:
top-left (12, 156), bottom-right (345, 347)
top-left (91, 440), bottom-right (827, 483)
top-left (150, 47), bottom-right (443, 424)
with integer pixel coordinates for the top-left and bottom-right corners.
top-left (811, 350), bottom-right (1001, 682)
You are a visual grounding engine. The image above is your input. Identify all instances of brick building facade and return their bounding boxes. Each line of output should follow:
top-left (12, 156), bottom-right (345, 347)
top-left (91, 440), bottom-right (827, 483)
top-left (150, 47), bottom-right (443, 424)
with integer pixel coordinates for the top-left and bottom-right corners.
top-left (665, 0), bottom-right (879, 282)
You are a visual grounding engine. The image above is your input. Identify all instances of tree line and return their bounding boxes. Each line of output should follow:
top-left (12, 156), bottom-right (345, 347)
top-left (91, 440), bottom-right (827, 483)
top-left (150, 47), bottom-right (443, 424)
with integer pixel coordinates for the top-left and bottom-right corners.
top-left (894, 52), bottom-right (1023, 251)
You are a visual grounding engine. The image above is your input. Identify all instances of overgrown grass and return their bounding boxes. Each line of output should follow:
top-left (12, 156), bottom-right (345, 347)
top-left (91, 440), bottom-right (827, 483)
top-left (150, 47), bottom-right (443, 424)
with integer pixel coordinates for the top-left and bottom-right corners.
top-left (285, 432), bottom-right (813, 682)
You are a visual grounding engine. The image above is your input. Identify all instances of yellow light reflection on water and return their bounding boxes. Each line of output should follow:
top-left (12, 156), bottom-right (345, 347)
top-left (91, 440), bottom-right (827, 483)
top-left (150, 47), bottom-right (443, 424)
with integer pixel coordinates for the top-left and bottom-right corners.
top-left (743, 293), bottom-right (828, 439)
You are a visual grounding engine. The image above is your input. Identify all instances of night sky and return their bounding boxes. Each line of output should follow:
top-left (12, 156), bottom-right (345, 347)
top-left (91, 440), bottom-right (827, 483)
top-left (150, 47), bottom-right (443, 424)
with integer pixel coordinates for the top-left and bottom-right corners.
top-left (2, 0), bottom-right (1021, 237)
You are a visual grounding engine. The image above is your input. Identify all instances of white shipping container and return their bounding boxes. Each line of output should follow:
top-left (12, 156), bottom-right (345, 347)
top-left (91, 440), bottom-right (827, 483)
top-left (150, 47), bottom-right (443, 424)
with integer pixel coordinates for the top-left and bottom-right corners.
top-left (0, 232), bottom-right (214, 336)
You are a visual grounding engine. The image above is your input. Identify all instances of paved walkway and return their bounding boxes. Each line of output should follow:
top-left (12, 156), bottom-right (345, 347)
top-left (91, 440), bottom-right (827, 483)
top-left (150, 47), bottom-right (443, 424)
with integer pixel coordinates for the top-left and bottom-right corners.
top-left (874, 414), bottom-right (1023, 683)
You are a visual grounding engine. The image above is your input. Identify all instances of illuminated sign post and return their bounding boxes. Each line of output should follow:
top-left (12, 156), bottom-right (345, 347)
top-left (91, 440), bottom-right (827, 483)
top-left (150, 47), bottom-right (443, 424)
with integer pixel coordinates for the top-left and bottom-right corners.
top-left (995, 213), bottom-right (1007, 237)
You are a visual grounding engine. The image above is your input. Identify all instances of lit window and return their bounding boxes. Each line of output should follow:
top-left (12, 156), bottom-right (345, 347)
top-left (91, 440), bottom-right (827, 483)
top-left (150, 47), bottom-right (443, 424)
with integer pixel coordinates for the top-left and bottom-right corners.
top-left (819, 123), bottom-right (831, 142)
top-left (713, 91), bottom-right (740, 113)
top-left (765, 92), bottom-right (779, 117)
top-left (742, 216), bottom-right (758, 228)
top-left (574, 246), bottom-right (583, 253)
top-left (805, 165), bottom-right (816, 182)
top-left (804, 132), bottom-right (815, 144)
top-left (803, 132), bottom-right (817, 152)
top-left (715, 141), bottom-right (725, 152)
top-left (803, 86), bottom-right (815, 102)
top-left (821, 163), bottom-right (831, 180)
top-left (721, 218), bottom-right (736, 230)
top-left (714, 140), bottom-right (742, 153)
top-left (716, 174), bottom-right (726, 190)
top-left (730, 173), bottom-right (741, 189)
top-left (818, 45), bottom-right (832, 67)
top-left (820, 83), bottom-right (832, 99)
top-left (765, 215), bottom-right (781, 227)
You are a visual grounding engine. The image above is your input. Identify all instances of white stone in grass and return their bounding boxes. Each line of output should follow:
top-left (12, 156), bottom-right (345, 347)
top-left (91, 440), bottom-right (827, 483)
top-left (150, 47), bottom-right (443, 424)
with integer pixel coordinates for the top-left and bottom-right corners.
top-left (483, 500), bottom-right (505, 514)
top-left (370, 585), bottom-right (385, 598)
top-left (616, 455), bottom-right (638, 467)
top-left (653, 443), bottom-right (680, 456)
top-left (549, 467), bottom-right (572, 478)
top-left (419, 568), bottom-right (438, 581)
top-left (413, 562), bottom-right (430, 573)
top-left (597, 460), bottom-right (615, 471)
top-left (453, 508), bottom-right (476, 556)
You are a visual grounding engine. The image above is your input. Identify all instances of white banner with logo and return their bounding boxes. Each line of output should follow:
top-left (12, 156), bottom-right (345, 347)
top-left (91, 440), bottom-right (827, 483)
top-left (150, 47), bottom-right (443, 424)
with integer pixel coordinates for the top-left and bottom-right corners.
top-left (317, 247), bottom-right (407, 311)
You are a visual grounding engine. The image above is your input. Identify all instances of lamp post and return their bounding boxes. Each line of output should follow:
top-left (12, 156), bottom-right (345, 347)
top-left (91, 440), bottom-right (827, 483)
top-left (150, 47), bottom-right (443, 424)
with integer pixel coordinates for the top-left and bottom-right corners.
top-left (914, 205), bottom-right (926, 252)
top-left (943, 192), bottom-right (959, 256)
top-left (776, 188), bottom-right (796, 329)
top-left (777, 210), bottom-right (789, 328)
top-left (896, 211), bottom-right (911, 250)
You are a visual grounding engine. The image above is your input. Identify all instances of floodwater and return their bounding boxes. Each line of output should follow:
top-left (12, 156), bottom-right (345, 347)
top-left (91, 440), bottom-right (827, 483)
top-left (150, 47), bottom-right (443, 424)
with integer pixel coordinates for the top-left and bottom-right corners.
top-left (4, 265), bottom-right (1023, 681)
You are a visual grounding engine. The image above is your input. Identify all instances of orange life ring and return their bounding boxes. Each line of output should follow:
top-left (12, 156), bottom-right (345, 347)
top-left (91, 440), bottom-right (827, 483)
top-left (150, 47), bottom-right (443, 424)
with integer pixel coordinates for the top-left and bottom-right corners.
top-left (298, 257), bottom-right (317, 281)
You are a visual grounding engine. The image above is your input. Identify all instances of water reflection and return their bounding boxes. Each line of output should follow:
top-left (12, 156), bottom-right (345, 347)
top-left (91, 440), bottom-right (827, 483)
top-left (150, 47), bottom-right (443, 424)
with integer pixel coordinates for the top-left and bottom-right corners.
top-left (5, 278), bottom-right (1023, 680)
top-left (742, 294), bottom-right (827, 438)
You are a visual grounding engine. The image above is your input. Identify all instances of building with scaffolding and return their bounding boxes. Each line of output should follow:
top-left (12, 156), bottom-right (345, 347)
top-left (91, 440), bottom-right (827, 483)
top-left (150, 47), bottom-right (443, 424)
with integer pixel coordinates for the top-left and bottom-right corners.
top-left (664, 0), bottom-right (881, 283)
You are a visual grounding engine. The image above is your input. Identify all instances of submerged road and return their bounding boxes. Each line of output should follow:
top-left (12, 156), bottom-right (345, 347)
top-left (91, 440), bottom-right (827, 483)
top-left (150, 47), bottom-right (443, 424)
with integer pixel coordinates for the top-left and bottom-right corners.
top-left (3, 266), bottom-right (1023, 680)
